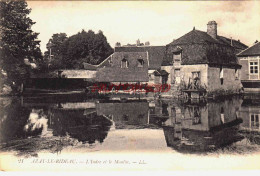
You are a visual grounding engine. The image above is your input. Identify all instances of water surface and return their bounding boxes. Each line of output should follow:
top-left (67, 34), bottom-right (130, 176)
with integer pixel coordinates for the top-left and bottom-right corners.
top-left (1, 93), bottom-right (260, 157)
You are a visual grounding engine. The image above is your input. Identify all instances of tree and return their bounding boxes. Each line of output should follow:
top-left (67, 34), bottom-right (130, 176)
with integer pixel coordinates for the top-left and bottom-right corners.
top-left (45, 29), bottom-right (113, 69)
top-left (0, 0), bottom-right (42, 92)
top-left (42, 33), bottom-right (68, 70)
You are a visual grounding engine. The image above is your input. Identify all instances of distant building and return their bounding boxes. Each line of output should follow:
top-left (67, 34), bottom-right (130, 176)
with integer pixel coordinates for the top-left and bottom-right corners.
top-left (84, 44), bottom-right (166, 84)
top-left (27, 69), bottom-right (95, 90)
top-left (237, 41), bottom-right (260, 92)
top-left (163, 21), bottom-right (248, 96)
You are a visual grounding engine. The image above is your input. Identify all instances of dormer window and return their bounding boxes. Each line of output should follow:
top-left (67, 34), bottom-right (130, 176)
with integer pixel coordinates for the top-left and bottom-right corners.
top-left (137, 59), bottom-right (144, 67)
top-left (121, 58), bottom-right (129, 68)
top-left (173, 52), bottom-right (182, 62)
top-left (172, 46), bottom-right (182, 64)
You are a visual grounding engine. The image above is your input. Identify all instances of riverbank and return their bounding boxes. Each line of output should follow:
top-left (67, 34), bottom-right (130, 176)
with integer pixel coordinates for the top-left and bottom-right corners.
top-left (1, 87), bottom-right (260, 100)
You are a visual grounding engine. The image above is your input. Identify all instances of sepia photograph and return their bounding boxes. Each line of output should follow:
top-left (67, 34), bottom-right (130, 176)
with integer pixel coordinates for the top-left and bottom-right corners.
top-left (0, 0), bottom-right (260, 172)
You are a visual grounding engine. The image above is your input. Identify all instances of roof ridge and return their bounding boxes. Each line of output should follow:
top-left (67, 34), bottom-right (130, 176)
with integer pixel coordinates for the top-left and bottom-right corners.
top-left (237, 41), bottom-right (259, 56)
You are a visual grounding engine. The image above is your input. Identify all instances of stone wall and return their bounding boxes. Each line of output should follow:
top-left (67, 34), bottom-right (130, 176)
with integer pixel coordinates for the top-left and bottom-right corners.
top-left (167, 64), bottom-right (242, 96)
top-left (239, 58), bottom-right (249, 80)
top-left (180, 64), bottom-right (208, 88)
top-left (207, 66), bottom-right (241, 92)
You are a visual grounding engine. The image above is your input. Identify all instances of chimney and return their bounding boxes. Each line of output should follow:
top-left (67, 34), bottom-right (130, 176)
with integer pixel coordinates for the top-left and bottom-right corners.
top-left (145, 41), bottom-right (150, 46)
top-left (207, 21), bottom-right (217, 39)
top-left (136, 39), bottom-right (141, 46)
top-left (115, 42), bottom-right (121, 47)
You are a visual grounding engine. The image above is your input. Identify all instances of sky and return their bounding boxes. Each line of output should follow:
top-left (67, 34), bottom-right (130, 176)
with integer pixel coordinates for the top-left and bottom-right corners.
top-left (27, 1), bottom-right (260, 53)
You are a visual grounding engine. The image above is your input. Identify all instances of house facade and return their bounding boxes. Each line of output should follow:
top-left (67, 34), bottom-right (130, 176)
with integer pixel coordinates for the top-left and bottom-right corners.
top-left (237, 41), bottom-right (260, 92)
top-left (163, 21), bottom-right (248, 97)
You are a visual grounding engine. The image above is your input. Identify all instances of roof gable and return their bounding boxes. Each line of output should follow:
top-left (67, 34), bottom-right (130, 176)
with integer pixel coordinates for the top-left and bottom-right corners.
top-left (237, 42), bottom-right (260, 57)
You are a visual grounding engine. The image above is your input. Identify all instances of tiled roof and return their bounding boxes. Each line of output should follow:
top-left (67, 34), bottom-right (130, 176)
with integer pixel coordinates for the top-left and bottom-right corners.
top-left (237, 42), bottom-right (260, 57)
top-left (114, 46), bottom-right (166, 70)
top-left (84, 45), bottom-right (165, 71)
top-left (218, 36), bottom-right (248, 50)
top-left (154, 69), bottom-right (169, 76)
top-left (168, 30), bottom-right (223, 45)
top-left (163, 29), bottom-right (246, 67)
top-left (168, 29), bottom-right (248, 50)
top-left (96, 67), bottom-right (149, 82)
top-left (83, 55), bottom-right (112, 70)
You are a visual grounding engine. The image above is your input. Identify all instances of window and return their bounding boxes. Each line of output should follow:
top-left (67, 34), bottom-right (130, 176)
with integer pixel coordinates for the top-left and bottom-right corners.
top-left (220, 67), bottom-right (223, 78)
top-left (108, 59), bottom-right (112, 66)
top-left (137, 59), bottom-right (144, 67)
top-left (192, 72), bottom-right (200, 89)
top-left (220, 107), bottom-right (225, 124)
top-left (220, 67), bottom-right (224, 85)
top-left (174, 69), bottom-right (181, 84)
top-left (121, 59), bottom-right (129, 68)
top-left (162, 103), bottom-right (169, 116)
top-left (235, 69), bottom-right (239, 80)
top-left (138, 114), bottom-right (145, 119)
top-left (192, 107), bottom-right (201, 125)
top-left (149, 73), bottom-right (154, 81)
top-left (123, 114), bottom-right (129, 121)
top-left (250, 114), bottom-right (259, 129)
top-left (250, 61), bottom-right (258, 74)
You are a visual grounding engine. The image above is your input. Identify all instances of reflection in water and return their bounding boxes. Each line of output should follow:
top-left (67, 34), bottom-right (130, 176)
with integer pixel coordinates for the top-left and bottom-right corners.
top-left (163, 125), bottom-right (243, 153)
top-left (162, 98), bottom-right (244, 153)
top-left (0, 94), bottom-right (260, 156)
top-left (238, 94), bottom-right (260, 146)
top-left (24, 109), bottom-right (49, 137)
top-left (49, 109), bottom-right (112, 144)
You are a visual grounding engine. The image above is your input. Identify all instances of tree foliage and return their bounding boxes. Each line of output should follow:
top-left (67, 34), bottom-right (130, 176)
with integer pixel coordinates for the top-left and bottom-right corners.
top-left (42, 33), bottom-right (68, 70)
top-left (0, 0), bottom-right (42, 92)
top-left (44, 30), bottom-right (113, 70)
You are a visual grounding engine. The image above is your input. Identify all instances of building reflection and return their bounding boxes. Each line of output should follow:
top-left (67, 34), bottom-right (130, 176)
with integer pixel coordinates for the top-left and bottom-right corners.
top-left (48, 108), bottom-right (112, 144)
top-left (162, 98), bottom-right (245, 153)
top-left (238, 94), bottom-right (260, 145)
